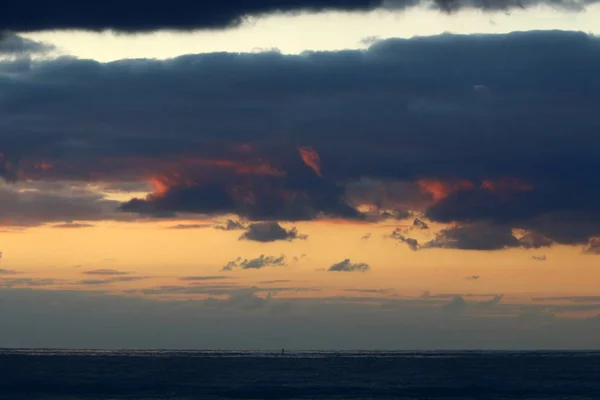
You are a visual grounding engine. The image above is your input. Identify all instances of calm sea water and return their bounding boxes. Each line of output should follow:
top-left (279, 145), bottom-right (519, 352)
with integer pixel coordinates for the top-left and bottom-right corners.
top-left (1, 349), bottom-right (599, 399)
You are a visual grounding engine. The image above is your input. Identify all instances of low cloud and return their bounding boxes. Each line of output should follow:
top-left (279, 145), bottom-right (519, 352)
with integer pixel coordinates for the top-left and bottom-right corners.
top-left (344, 288), bottom-right (395, 295)
top-left (477, 294), bottom-right (504, 309)
top-left (465, 275), bottom-right (480, 281)
top-left (166, 223), bottom-right (212, 230)
top-left (328, 259), bottom-right (370, 272)
top-left (78, 276), bottom-right (148, 285)
top-left (222, 255), bottom-right (287, 271)
top-left (1, 278), bottom-right (59, 287)
top-left (83, 269), bottom-right (129, 276)
top-left (532, 296), bottom-right (600, 303)
top-left (532, 255), bottom-right (547, 261)
top-left (442, 296), bottom-right (467, 313)
top-left (179, 276), bottom-right (233, 281)
top-left (0, 269), bottom-right (19, 275)
top-left (52, 223), bottom-right (95, 229)
top-left (214, 219), bottom-right (247, 231)
top-left (239, 222), bottom-right (307, 243)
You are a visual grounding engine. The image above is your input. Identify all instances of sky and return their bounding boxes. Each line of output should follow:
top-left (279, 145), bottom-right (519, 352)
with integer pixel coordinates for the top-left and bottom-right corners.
top-left (1, 0), bottom-right (600, 350)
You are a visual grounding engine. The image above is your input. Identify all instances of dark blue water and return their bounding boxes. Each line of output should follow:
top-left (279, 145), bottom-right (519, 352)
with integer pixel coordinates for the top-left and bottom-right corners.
top-left (1, 350), bottom-right (599, 399)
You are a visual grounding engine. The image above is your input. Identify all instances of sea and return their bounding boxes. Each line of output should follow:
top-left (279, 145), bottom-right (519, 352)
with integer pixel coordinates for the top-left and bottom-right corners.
top-left (1, 349), bottom-right (599, 399)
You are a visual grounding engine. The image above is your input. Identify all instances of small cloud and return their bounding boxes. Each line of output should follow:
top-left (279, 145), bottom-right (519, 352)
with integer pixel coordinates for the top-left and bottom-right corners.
top-left (2, 278), bottom-right (58, 287)
top-left (465, 275), bottom-right (480, 281)
top-left (518, 232), bottom-right (553, 249)
top-left (239, 222), bottom-right (307, 243)
top-left (361, 233), bottom-right (371, 240)
top-left (413, 218), bottom-right (429, 230)
top-left (443, 296), bottom-right (467, 313)
top-left (532, 255), bottom-right (547, 261)
top-left (328, 259), bottom-right (370, 273)
top-left (477, 294), bottom-right (504, 309)
top-left (390, 228), bottom-right (419, 251)
top-left (179, 276), bottom-right (233, 281)
top-left (0, 269), bottom-right (19, 275)
top-left (166, 223), bottom-right (211, 230)
top-left (222, 255), bottom-right (287, 271)
top-left (258, 280), bottom-right (293, 284)
top-left (52, 223), bottom-right (95, 229)
top-left (344, 288), bottom-right (395, 295)
top-left (214, 219), bottom-right (246, 231)
top-left (78, 276), bottom-right (148, 285)
top-left (292, 253), bottom-right (308, 262)
top-left (83, 269), bottom-right (128, 275)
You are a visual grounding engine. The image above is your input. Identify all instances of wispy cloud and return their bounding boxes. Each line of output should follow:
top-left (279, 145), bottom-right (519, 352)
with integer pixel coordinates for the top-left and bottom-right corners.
top-left (222, 255), bottom-right (287, 271)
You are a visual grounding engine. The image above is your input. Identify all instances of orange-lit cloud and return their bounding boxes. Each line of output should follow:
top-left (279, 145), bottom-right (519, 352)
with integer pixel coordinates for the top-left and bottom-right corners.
top-left (417, 179), bottom-right (474, 201)
top-left (297, 146), bottom-right (322, 177)
top-left (417, 178), bottom-right (533, 202)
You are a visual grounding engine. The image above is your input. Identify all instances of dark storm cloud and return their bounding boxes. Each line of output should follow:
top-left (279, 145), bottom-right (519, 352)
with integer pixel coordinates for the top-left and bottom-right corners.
top-left (0, 33), bottom-right (53, 54)
top-left (83, 269), bottom-right (129, 275)
top-left (328, 259), bottom-right (370, 272)
top-left (3, 0), bottom-right (596, 32)
top-left (1, 31), bottom-right (600, 245)
top-left (239, 222), bottom-right (307, 242)
top-left (221, 254), bottom-right (287, 271)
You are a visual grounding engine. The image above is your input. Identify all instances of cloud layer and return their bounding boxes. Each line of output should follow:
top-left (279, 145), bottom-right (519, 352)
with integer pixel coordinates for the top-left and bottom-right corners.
top-left (0, 30), bottom-right (599, 248)
top-left (3, 1), bottom-right (597, 32)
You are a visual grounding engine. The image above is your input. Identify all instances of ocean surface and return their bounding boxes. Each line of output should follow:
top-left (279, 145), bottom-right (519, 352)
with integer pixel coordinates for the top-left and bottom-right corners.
top-left (1, 350), bottom-right (599, 399)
